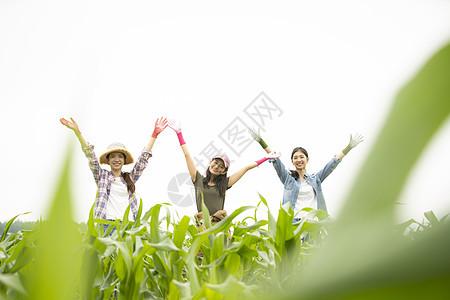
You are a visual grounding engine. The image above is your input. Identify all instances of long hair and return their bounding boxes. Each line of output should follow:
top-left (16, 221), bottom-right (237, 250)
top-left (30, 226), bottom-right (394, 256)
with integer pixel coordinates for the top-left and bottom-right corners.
top-left (203, 168), bottom-right (228, 198)
top-left (122, 172), bottom-right (136, 194)
top-left (289, 147), bottom-right (309, 180)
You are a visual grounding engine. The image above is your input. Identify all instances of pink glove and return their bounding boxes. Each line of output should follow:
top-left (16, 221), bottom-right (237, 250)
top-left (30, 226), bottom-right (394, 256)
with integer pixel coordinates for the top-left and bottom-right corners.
top-left (151, 117), bottom-right (168, 138)
top-left (168, 119), bottom-right (186, 145)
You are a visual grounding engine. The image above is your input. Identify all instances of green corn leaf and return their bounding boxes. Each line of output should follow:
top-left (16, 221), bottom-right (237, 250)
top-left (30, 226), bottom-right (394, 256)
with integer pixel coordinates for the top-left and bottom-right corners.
top-left (259, 193), bottom-right (277, 240)
top-left (183, 237), bottom-right (202, 294)
top-left (148, 238), bottom-right (180, 252)
top-left (205, 275), bottom-right (256, 296)
top-left (201, 199), bottom-right (212, 229)
top-left (133, 198), bottom-right (143, 228)
top-left (198, 206), bottom-right (256, 236)
top-left (210, 232), bottom-right (226, 262)
top-left (224, 252), bottom-right (241, 276)
top-left (149, 204), bottom-right (162, 243)
top-left (87, 202), bottom-right (98, 237)
top-left (169, 279), bottom-right (192, 300)
top-left (275, 203), bottom-right (294, 256)
top-left (424, 210), bottom-right (439, 226)
top-left (0, 274), bottom-right (27, 297)
top-left (121, 204), bottom-right (131, 230)
top-left (0, 212), bottom-right (30, 243)
top-left (27, 141), bottom-right (81, 300)
top-left (173, 215), bottom-right (191, 248)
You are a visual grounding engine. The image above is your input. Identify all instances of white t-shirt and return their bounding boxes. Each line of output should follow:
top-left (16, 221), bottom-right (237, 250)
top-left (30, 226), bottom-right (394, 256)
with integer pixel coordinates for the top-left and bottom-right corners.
top-left (294, 180), bottom-right (317, 220)
top-left (105, 177), bottom-right (134, 221)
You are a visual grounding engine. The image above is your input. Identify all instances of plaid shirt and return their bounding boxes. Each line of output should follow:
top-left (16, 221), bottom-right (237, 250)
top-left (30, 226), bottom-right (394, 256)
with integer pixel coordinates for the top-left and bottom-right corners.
top-left (82, 143), bottom-right (152, 219)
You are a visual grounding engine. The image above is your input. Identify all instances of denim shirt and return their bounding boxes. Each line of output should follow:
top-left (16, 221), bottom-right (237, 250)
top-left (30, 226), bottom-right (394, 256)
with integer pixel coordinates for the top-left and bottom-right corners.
top-left (270, 157), bottom-right (341, 213)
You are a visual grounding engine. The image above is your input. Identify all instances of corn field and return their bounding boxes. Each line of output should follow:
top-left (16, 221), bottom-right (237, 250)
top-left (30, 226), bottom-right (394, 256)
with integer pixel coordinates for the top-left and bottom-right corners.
top-left (1, 42), bottom-right (450, 300)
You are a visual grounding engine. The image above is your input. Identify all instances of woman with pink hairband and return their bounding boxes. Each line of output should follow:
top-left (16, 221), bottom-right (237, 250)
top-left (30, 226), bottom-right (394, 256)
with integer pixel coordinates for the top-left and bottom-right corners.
top-left (167, 119), bottom-right (280, 222)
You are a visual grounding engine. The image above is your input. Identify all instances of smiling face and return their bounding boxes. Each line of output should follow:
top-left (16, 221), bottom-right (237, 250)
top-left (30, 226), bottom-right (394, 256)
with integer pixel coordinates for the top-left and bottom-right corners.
top-left (291, 149), bottom-right (309, 171)
top-left (209, 158), bottom-right (227, 177)
top-left (107, 152), bottom-right (125, 173)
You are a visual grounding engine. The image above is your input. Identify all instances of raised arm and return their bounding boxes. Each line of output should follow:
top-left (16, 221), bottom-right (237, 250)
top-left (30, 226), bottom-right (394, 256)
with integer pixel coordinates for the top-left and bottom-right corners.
top-left (248, 127), bottom-right (273, 153)
top-left (60, 117), bottom-right (101, 183)
top-left (60, 117), bottom-right (88, 149)
top-left (168, 119), bottom-right (197, 182)
top-left (228, 152), bottom-right (281, 187)
top-left (145, 117), bottom-right (168, 152)
top-left (336, 133), bottom-right (364, 160)
top-left (249, 127), bottom-right (290, 183)
top-left (129, 117), bottom-right (168, 182)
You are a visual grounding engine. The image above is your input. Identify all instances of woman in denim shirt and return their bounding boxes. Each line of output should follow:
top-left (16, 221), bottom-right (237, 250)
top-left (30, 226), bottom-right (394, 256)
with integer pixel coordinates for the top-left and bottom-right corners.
top-left (249, 129), bottom-right (363, 221)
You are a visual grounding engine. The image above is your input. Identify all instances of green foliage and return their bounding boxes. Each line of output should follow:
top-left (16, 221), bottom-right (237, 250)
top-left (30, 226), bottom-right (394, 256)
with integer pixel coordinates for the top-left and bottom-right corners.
top-left (1, 43), bottom-right (449, 299)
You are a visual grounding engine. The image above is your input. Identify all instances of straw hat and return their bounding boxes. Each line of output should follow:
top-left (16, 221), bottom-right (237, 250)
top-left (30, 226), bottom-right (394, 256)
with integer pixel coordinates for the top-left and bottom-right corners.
top-left (99, 142), bottom-right (134, 165)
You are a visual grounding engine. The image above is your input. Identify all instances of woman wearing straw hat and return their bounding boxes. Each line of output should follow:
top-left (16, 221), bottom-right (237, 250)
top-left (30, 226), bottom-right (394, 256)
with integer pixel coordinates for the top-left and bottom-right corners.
top-left (60, 117), bottom-right (168, 221)
top-left (167, 119), bottom-right (280, 221)
top-left (249, 128), bottom-right (364, 222)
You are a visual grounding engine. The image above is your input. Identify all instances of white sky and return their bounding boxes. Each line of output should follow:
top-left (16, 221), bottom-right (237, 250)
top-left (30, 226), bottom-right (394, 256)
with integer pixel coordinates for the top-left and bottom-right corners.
top-left (1, 0), bottom-right (450, 224)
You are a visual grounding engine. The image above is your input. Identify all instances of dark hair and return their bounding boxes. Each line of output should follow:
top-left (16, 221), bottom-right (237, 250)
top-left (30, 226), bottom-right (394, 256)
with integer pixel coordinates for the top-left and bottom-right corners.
top-left (122, 172), bottom-right (136, 194)
top-left (107, 153), bottom-right (135, 194)
top-left (289, 147), bottom-right (309, 180)
top-left (203, 167), bottom-right (228, 198)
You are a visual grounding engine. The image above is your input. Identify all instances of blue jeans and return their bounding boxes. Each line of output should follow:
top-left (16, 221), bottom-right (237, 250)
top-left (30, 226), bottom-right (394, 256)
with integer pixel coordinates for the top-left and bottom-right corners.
top-left (101, 219), bottom-right (121, 235)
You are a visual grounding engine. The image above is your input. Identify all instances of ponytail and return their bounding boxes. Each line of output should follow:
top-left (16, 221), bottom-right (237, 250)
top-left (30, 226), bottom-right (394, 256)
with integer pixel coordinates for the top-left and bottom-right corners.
top-left (122, 172), bottom-right (135, 194)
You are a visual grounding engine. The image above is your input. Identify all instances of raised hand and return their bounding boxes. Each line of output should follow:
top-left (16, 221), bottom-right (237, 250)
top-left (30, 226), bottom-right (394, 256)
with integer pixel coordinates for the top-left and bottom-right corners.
top-left (342, 133), bottom-right (364, 155)
top-left (60, 117), bottom-right (88, 148)
top-left (265, 151), bottom-right (281, 159)
top-left (168, 119), bottom-right (185, 145)
top-left (248, 127), bottom-right (262, 142)
top-left (60, 117), bottom-right (80, 133)
top-left (168, 119), bottom-right (182, 133)
top-left (151, 117), bottom-right (168, 138)
top-left (349, 133), bottom-right (364, 148)
top-left (248, 127), bottom-right (268, 149)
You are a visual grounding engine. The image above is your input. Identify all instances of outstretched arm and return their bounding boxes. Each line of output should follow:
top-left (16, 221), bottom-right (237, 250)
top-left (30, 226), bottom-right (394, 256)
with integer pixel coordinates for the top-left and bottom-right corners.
top-left (336, 133), bottom-right (364, 159)
top-left (129, 117), bottom-right (168, 182)
top-left (248, 127), bottom-right (273, 153)
top-left (228, 152), bottom-right (281, 187)
top-left (60, 117), bottom-right (88, 149)
top-left (60, 117), bottom-right (102, 183)
top-left (168, 119), bottom-right (197, 182)
top-left (145, 117), bottom-right (168, 152)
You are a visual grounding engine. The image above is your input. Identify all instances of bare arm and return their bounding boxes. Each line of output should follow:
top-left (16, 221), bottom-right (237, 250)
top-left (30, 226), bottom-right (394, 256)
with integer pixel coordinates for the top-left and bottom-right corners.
top-left (336, 151), bottom-right (345, 160)
top-left (168, 119), bottom-right (198, 182)
top-left (227, 152), bottom-right (281, 187)
top-left (60, 117), bottom-right (88, 149)
top-left (228, 162), bottom-right (258, 187)
top-left (180, 144), bottom-right (198, 182)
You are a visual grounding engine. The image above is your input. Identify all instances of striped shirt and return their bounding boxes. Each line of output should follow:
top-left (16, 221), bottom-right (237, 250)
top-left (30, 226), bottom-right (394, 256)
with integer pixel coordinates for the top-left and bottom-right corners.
top-left (82, 143), bottom-right (152, 220)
